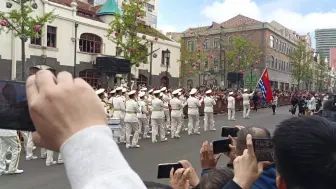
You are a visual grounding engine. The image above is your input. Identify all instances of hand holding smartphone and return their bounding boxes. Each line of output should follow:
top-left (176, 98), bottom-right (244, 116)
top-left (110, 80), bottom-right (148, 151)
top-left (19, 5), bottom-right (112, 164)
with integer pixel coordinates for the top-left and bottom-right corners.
top-left (221, 126), bottom-right (239, 137)
top-left (252, 138), bottom-right (274, 162)
top-left (212, 138), bottom-right (232, 154)
top-left (157, 162), bottom-right (183, 179)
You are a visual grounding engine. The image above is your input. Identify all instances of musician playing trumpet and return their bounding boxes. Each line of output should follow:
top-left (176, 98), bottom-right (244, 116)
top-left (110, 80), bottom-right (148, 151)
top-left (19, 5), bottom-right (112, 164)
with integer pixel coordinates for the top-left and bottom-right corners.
top-left (95, 88), bottom-right (109, 117)
top-left (137, 92), bottom-right (150, 139)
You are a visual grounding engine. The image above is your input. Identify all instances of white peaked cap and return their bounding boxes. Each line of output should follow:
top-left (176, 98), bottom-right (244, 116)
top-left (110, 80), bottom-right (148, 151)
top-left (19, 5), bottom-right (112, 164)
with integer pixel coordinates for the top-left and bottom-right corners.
top-left (229, 92), bottom-right (233, 95)
top-left (206, 90), bottom-right (212, 94)
top-left (178, 92), bottom-right (182, 95)
top-left (139, 92), bottom-right (146, 97)
top-left (116, 87), bottom-right (123, 91)
top-left (153, 90), bottom-right (161, 94)
top-left (141, 88), bottom-right (147, 91)
top-left (110, 90), bottom-right (116, 94)
top-left (190, 88), bottom-right (197, 95)
top-left (160, 92), bottom-right (163, 97)
top-left (172, 89), bottom-right (180, 95)
top-left (122, 88), bottom-right (127, 92)
top-left (128, 90), bottom-right (136, 95)
top-left (95, 88), bottom-right (105, 95)
top-left (244, 89), bottom-right (248, 92)
top-left (148, 89), bottom-right (154, 93)
top-left (160, 87), bottom-right (167, 91)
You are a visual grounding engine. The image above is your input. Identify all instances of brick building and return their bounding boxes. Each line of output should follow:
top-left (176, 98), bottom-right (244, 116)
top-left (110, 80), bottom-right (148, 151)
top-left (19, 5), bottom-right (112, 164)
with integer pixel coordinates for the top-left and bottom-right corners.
top-left (178, 15), bottom-right (302, 90)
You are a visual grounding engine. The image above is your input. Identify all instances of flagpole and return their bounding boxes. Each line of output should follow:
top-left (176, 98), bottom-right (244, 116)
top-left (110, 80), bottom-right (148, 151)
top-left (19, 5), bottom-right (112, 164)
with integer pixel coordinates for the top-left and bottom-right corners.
top-left (254, 67), bottom-right (267, 90)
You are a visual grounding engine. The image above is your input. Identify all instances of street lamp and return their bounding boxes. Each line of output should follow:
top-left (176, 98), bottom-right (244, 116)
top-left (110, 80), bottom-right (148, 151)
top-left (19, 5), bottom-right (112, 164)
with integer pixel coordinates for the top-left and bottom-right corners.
top-left (164, 49), bottom-right (171, 87)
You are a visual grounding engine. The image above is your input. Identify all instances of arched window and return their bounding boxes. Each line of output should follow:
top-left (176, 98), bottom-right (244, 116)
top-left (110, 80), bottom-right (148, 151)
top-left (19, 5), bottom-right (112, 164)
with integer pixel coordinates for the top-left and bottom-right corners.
top-left (187, 79), bottom-right (193, 89)
top-left (269, 36), bottom-right (274, 48)
top-left (79, 33), bottom-right (102, 53)
top-left (161, 76), bottom-right (169, 88)
top-left (79, 69), bottom-right (101, 87)
top-left (269, 56), bottom-right (274, 68)
top-left (275, 59), bottom-right (278, 69)
top-left (137, 74), bottom-right (148, 86)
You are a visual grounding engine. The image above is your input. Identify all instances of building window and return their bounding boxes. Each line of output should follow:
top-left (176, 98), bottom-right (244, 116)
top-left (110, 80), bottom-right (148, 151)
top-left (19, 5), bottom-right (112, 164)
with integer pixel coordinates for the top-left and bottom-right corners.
top-left (276, 39), bottom-right (278, 50)
top-left (79, 33), bottom-right (102, 53)
top-left (146, 3), bottom-right (155, 12)
top-left (283, 43), bottom-right (286, 53)
top-left (269, 35), bottom-right (274, 48)
top-left (228, 36), bottom-right (233, 44)
top-left (204, 38), bottom-right (210, 49)
top-left (31, 31), bottom-right (42, 45)
top-left (279, 41), bottom-right (282, 52)
top-left (214, 38), bottom-right (220, 49)
top-left (79, 69), bottom-right (101, 87)
top-left (137, 74), bottom-right (148, 86)
top-left (47, 26), bottom-right (57, 48)
top-left (187, 40), bottom-right (194, 52)
top-left (214, 56), bottom-right (219, 66)
top-left (270, 56), bottom-right (274, 68)
top-left (275, 59), bottom-right (278, 69)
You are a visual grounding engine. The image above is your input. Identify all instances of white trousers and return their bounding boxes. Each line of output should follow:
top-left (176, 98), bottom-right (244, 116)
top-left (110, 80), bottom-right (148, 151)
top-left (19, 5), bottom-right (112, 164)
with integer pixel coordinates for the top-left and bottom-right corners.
top-left (138, 118), bottom-right (149, 136)
top-left (21, 132), bottom-right (35, 158)
top-left (228, 108), bottom-right (235, 120)
top-left (125, 122), bottom-right (140, 146)
top-left (120, 119), bottom-right (126, 142)
top-left (46, 150), bottom-right (62, 165)
top-left (188, 114), bottom-right (199, 134)
top-left (243, 105), bottom-right (251, 118)
top-left (171, 116), bottom-right (182, 137)
top-left (151, 118), bottom-right (165, 142)
top-left (204, 112), bottom-right (215, 130)
top-left (41, 148), bottom-right (47, 158)
top-left (0, 136), bottom-right (21, 172)
top-left (163, 110), bottom-right (171, 128)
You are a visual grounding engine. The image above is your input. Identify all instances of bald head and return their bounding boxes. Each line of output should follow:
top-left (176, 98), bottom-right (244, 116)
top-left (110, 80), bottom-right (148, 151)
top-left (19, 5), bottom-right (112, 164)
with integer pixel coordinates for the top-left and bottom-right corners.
top-left (236, 127), bottom-right (271, 155)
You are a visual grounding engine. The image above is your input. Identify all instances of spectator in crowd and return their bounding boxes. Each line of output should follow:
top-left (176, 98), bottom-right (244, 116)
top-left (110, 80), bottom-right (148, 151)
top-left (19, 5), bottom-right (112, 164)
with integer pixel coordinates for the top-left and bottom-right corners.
top-left (200, 167), bottom-right (234, 189)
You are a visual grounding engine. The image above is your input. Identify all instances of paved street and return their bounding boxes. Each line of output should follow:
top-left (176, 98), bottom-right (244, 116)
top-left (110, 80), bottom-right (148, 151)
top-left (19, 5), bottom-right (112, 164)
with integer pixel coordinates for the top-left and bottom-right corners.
top-left (0, 106), bottom-right (291, 189)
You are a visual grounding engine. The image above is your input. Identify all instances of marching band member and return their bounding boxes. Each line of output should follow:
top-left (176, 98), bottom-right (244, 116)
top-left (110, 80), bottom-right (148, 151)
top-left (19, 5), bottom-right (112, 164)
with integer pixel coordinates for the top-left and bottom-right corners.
top-left (109, 89), bottom-right (116, 104)
top-left (242, 89), bottom-right (253, 119)
top-left (170, 89), bottom-right (184, 139)
top-left (124, 90), bottom-right (141, 148)
top-left (0, 129), bottom-right (23, 175)
top-left (21, 131), bottom-right (37, 160)
top-left (161, 87), bottom-right (171, 130)
top-left (137, 92), bottom-right (150, 139)
top-left (113, 87), bottom-right (126, 143)
top-left (204, 90), bottom-right (216, 131)
top-left (122, 88), bottom-right (127, 101)
top-left (96, 88), bottom-right (109, 116)
top-left (45, 150), bottom-right (63, 166)
top-left (151, 90), bottom-right (168, 143)
top-left (227, 92), bottom-right (236, 121)
top-left (187, 88), bottom-right (202, 135)
top-left (179, 91), bottom-right (187, 131)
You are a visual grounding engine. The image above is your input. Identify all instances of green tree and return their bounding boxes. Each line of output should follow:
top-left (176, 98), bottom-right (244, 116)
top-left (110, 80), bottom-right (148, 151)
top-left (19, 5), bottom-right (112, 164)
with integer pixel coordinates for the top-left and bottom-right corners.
top-left (289, 40), bottom-right (314, 90)
top-left (106, 0), bottom-right (153, 67)
top-left (0, 1), bottom-right (55, 80)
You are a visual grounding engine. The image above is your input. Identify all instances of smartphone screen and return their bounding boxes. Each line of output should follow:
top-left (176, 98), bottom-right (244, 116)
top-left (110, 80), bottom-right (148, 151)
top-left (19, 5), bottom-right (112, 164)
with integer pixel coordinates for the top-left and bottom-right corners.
top-left (157, 163), bottom-right (183, 179)
top-left (221, 126), bottom-right (239, 137)
top-left (0, 80), bottom-right (35, 131)
top-left (252, 138), bottom-right (274, 162)
top-left (212, 138), bottom-right (232, 154)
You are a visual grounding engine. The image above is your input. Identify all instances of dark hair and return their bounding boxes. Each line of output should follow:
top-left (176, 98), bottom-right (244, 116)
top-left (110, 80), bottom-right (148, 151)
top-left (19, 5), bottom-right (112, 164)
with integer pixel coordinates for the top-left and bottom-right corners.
top-left (236, 126), bottom-right (271, 155)
top-left (143, 181), bottom-right (172, 189)
top-left (323, 99), bottom-right (336, 111)
top-left (200, 167), bottom-right (234, 189)
top-left (272, 116), bottom-right (336, 189)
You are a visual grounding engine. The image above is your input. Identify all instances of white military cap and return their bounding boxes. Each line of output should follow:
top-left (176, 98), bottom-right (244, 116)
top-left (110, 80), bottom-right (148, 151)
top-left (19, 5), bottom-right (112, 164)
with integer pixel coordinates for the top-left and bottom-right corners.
top-left (190, 88), bottom-right (197, 95)
top-left (122, 88), bottom-right (127, 92)
top-left (172, 89), bottom-right (180, 95)
top-left (128, 90), bottom-right (136, 95)
top-left (148, 88), bottom-right (154, 93)
top-left (229, 92), bottom-right (233, 95)
top-left (160, 87), bottom-right (167, 91)
top-left (244, 89), bottom-right (248, 92)
top-left (178, 92), bottom-right (182, 96)
top-left (141, 88), bottom-right (147, 91)
top-left (160, 92), bottom-right (163, 97)
top-left (95, 88), bottom-right (105, 95)
top-left (116, 87), bottom-right (123, 91)
top-left (139, 92), bottom-right (146, 97)
top-left (153, 90), bottom-right (161, 94)
top-left (110, 90), bottom-right (116, 94)
top-left (206, 90), bottom-right (212, 94)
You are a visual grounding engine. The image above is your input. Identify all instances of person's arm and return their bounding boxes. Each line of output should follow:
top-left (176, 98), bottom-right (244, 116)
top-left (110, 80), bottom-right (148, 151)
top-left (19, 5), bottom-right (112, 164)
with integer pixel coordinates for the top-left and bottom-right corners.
top-left (222, 180), bottom-right (242, 189)
top-left (61, 126), bottom-right (146, 189)
top-left (212, 98), bottom-right (216, 105)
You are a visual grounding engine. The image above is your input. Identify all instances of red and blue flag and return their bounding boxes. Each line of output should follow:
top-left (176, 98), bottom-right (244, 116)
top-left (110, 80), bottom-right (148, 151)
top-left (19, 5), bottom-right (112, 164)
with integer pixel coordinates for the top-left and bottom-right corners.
top-left (257, 68), bottom-right (273, 104)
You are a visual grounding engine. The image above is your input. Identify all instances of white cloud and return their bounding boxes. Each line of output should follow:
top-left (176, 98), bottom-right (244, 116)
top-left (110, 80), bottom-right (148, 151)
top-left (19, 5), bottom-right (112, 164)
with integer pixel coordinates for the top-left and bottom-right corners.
top-left (157, 24), bottom-right (176, 34)
top-left (201, 0), bottom-right (336, 35)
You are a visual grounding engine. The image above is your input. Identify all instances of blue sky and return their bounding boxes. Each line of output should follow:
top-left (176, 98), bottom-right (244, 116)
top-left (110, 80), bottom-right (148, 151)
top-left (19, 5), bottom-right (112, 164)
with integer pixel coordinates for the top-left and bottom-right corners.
top-left (157, 0), bottom-right (336, 48)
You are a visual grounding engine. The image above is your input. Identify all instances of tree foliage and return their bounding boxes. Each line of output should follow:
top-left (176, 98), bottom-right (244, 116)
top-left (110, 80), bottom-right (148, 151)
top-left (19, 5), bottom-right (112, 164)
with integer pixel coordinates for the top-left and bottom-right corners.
top-left (289, 40), bottom-right (314, 90)
top-left (314, 57), bottom-right (328, 91)
top-left (0, 3), bottom-right (55, 39)
top-left (226, 36), bottom-right (261, 72)
top-left (107, 0), bottom-right (153, 66)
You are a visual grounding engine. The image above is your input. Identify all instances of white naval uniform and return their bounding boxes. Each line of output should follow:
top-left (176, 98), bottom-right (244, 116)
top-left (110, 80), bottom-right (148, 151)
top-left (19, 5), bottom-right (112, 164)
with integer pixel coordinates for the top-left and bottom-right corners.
top-left (179, 95), bottom-right (187, 131)
top-left (242, 93), bottom-right (253, 118)
top-left (21, 131), bottom-right (36, 159)
top-left (137, 99), bottom-right (150, 138)
top-left (227, 96), bottom-right (236, 120)
top-left (124, 99), bottom-right (141, 147)
top-left (113, 95), bottom-right (126, 142)
top-left (170, 97), bottom-right (184, 138)
top-left (151, 98), bottom-right (168, 143)
top-left (0, 129), bottom-right (21, 173)
top-left (187, 96), bottom-right (202, 135)
top-left (204, 96), bottom-right (216, 131)
top-left (162, 93), bottom-right (171, 129)
top-left (46, 150), bottom-right (62, 166)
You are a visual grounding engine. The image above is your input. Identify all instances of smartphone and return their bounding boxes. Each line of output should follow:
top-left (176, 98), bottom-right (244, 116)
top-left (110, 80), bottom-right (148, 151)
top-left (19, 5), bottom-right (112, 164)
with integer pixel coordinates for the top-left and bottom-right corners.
top-left (212, 138), bottom-right (232, 154)
top-left (221, 126), bottom-right (239, 137)
top-left (252, 138), bottom-right (274, 162)
top-left (0, 80), bottom-right (35, 131)
top-left (157, 163), bottom-right (183, 179)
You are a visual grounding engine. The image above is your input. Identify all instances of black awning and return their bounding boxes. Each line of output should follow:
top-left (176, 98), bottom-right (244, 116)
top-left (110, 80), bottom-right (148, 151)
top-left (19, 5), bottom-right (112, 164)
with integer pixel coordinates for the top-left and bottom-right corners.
top-left (95, 56), bottom-right (131, 73)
